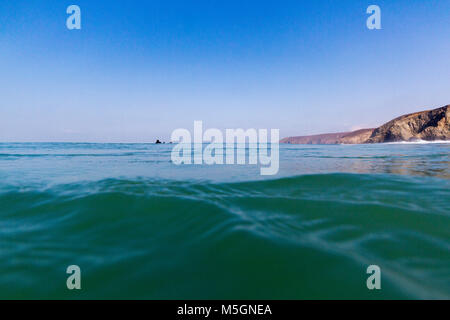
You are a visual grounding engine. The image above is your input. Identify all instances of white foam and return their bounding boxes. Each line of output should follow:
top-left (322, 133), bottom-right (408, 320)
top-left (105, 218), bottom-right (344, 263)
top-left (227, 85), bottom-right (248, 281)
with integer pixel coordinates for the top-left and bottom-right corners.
top-left (384, 140), bottom-right (450, 145)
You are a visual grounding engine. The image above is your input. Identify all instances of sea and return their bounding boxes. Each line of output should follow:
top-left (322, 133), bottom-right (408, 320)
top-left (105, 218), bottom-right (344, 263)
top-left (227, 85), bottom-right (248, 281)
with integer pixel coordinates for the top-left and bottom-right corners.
top-left (0, 142), bottom-right (449, 299)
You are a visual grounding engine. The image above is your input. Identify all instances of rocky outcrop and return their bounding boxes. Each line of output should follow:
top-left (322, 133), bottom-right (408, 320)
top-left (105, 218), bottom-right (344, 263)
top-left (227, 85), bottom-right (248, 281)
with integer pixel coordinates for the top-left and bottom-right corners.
top-left (365, 105), bottom-right (449, 143)
top-left (280, 105), bottom-right (449, 144)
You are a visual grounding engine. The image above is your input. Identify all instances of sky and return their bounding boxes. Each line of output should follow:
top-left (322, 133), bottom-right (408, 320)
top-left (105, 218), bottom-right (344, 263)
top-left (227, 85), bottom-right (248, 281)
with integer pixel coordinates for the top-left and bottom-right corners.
top-left (0, 0), bottom-right (449, 142)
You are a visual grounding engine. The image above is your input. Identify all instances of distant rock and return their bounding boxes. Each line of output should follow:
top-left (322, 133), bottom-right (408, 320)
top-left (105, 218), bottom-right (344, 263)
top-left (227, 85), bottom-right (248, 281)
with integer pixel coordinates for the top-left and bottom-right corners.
top-left (280, 105), bottom-right (449, 144)
top-left (155, 139), bottom-right (162, 144)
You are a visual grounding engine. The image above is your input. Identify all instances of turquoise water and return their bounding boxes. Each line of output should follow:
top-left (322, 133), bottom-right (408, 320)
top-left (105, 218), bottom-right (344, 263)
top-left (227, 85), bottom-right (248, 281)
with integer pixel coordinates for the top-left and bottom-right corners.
top-left (0, 142), bottom-right (449, 299)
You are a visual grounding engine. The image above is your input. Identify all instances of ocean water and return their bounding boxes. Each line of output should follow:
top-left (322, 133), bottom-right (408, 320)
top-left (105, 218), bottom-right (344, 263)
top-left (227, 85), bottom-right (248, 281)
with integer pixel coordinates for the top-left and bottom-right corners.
top-left (0, 142), bottom-right (449, 299)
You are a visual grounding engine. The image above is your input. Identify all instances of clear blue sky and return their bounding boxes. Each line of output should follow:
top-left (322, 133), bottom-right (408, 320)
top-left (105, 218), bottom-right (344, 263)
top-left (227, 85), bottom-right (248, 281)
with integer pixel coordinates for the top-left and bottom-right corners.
top-left (0, 0), bottom-right (449, 142)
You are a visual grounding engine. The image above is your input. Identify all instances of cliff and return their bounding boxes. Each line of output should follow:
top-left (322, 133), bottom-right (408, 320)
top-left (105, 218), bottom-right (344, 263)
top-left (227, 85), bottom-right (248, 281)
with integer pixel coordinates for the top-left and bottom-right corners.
top-left (280, 105), bottom-right (449, 144)
top-left (280, 129), bottom-right (374, 144)
top-left (365, 105), bottom-right (449, 143)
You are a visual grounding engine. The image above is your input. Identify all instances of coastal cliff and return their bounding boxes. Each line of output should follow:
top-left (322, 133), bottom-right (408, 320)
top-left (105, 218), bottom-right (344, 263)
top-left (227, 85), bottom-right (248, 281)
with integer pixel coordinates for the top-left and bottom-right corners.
top-left (280, 105), bottom-right (449, 144)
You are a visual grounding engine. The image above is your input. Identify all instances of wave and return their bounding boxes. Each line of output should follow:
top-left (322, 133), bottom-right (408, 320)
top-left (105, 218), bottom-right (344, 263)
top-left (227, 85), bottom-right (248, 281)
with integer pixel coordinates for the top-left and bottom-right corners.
top-left (0, 173), bottom-right (449, 299)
